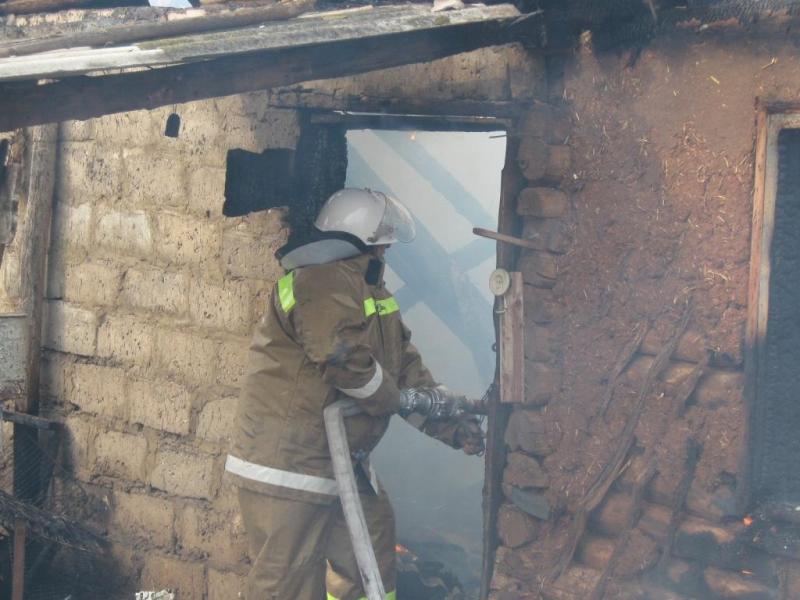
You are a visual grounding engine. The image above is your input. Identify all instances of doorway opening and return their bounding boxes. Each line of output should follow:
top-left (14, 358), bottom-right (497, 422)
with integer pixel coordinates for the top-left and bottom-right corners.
top-left (346, 128), bottom-right (506, 596)
top-left (748, 111), bottom-right (800, 509)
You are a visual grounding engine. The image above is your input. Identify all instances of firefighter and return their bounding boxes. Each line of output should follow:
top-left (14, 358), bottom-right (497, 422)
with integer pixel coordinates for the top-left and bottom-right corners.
top-left (226, 187), bottom-right (485, 600)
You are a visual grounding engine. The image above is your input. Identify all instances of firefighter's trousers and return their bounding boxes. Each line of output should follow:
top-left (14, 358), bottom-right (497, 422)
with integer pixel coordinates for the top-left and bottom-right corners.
top-left (238, 484), bottom-right (396, 600)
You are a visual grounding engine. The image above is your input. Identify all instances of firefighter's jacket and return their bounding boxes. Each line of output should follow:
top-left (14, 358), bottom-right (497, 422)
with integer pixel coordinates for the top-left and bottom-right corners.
top-left (226, 249), bottom-right (457, 505)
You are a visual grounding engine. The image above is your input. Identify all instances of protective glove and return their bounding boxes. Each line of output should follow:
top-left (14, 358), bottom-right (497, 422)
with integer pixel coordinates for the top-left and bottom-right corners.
top-left (453, 416), bottom-right (485, 456)
top-left (398, 386), bottom-right (464, 420)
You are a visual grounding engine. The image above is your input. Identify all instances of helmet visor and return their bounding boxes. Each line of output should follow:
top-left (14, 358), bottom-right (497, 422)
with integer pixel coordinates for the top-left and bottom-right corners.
top-left (373, 194), bottom-right (416, 244)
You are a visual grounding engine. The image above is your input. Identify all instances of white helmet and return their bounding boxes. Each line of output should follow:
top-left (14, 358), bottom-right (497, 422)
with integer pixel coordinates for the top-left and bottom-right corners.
top-left (315, 188), bottom-right (416, 246)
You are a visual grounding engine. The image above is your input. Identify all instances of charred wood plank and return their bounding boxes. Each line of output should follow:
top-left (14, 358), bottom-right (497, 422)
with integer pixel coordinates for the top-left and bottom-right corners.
top-left (0, 11), bottom-right (521, 130)
top-left (14, 125), bottom-right (57, 507)
top-left (499, 272), bottom-right (524, 404)
top-left (11, 518), bottom-right (27, 600)
top-left (549, 304), bottom-right (692, 583)
top-left (0, 0), bottom-right (311, 53)
top-left (600, 322), bottom-right (647, 417)
top-left (1, 409), bottom-right (59, 431)
top-left (656, 438), bottom-right (703, 572)
top-left (480, 133), bottom-right (525, 600)
top-left (0, 0), bottom-right (89, 16)
top-left (590, 464), bottom-right (656, 600)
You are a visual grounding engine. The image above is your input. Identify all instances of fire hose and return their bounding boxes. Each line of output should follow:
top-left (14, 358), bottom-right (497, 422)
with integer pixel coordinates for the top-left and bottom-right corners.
top-left (323, 393), bottom-right (488, 600)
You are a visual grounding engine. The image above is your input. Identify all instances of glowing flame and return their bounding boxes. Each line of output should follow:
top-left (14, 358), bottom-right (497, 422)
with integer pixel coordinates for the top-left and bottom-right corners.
top-left (395, 544), bottom-right (410, 555)
top-left (743, 516), bottom-right (754, 527)
top-left (409, 132), bottom-right (417, 141)
top-left (741, 569), bottom-right (754, 576)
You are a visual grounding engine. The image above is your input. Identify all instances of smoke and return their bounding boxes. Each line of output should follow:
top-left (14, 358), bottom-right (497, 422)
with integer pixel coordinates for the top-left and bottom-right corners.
top-left (346, 129), bottom-right (506, 594)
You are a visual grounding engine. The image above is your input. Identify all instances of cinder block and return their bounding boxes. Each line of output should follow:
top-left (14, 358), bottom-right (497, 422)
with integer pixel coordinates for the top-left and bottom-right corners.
top-left (97, 314), bottom-right (154, 366)
top-left (505, 408), bottom-right (561, 457)
top-left (63, 414), bottom-right (96, 480)
top-left (524, 361), bottom-right (561, 406)
top-left (694, 370), bottom-right (744, 408)
top-left (517, 188), bottom-right (569, 218)
top-left (111, 490), bottom-right (175, 548)
top-left (497, 503), bottom-right (538, 549)
top-left (189, 279), bottom-right (252, 334)
top-left (59, 260), bottom-right (122, 306)
top-left (255, 107), bottom-right (300, 145)
top-left (517, 140), bottom-right (571, 183)
top-left (188, 166), bottom-right (226, 217)
top-left (179, 100), bottom-right (225, 149)
top-left (215, 338), bottom-right (250, 388)
top-left (523, 287), bottom-right (561, 325)
top-left (67, 363), bottom-right (127, 419)
top-left (93, 429), bottom-right (148, 481)
top-left (221, 107), bottom-right (299, 152)
top-left (50, 201), bottom-right (92, 250)
top-left (504, 452), bottom-right (549, 488)
top-left (57, 142), bottom-right (123, 203)
top-left (155, 329), bottom-right (217, 385)
top-left (196, 396), bottom-right (237, 445)
top-left (517, 250), bottom-right (558, 289)
top-left (41, 351), bottom-right (70, 400)
top-left (91, 108), bottom-right (166, 147)
top-left (207, 568), bottom-right (245, 600)
top-left (124, 147), bottom-right (188, 209)
top-left (154, 212), bottom-right (221, 267)
top-left (524, 325), bottom-right (555, 363)
top-left (44, 300), bottom-right (98, 356)
top-left (521, 218), bottom-right (572, 254)
top-left (517, 137), bottom-right (549, 181)
top-left (140, 553), bottom-right (206, 600)
top-left (95, 208), bottom-right (153, 257)
top-left (546, 145), bottom-right (572, 180)
top-left (177, 502), bottom-right (248, 566)
top-left (520, 104), bottom-right (571, 144)
top-left (60, 120), bottom-right (95, 142)
top-left (121, 268), bottom-right (189, 315)
top-left (222, 230), bottom-right (284, 281)
top-left (150, 446), bottom-right (217, 500)
top-left (129, 379), bottom-right (192, 436)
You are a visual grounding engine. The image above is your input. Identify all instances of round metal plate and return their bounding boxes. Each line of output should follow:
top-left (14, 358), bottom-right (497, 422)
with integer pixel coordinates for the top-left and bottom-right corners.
top-left (489, 268), bottom-right (511, 296)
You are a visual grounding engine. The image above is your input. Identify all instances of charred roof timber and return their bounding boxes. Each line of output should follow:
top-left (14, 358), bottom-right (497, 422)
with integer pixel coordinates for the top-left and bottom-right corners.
top-left (0, 2), bottom-right (529, 131)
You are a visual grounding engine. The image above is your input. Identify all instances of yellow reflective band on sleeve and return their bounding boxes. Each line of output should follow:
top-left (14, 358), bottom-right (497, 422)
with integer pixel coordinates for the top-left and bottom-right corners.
top-left (364, 297), bottom-right (377, 317)
top-left (376, 297), bottom-right (399, 315)
top-left (278, 271), bottom-right (296, 313)
top-left (364, 296), bottom-right (399, 317)
top-left (327, 591), bottom-right (396, 600)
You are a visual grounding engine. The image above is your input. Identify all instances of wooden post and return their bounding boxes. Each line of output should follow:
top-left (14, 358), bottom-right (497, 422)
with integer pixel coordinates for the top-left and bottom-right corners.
top-left (499, 272), bottom-right (524, 404)
top-left (12, 518), bottom-right (27, 600)
top-left (14, 124), bottom-right (57, 505)
top-left (480, 135), bottom-right (525, 600)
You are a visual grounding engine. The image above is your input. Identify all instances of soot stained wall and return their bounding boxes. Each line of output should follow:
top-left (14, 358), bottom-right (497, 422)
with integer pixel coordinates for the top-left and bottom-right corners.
top-left (490, 25), bottom-right (800, 600)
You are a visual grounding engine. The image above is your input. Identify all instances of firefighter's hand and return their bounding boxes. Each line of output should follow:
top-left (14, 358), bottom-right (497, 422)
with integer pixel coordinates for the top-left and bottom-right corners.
top-left (454, 417), bottom-right (485, 456)
top-left (399, 386), bottom-right (463, 419)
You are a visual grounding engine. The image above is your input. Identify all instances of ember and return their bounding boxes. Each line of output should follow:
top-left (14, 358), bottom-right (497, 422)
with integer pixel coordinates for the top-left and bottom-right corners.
top-left (743, 516), bottom-right (754, 527)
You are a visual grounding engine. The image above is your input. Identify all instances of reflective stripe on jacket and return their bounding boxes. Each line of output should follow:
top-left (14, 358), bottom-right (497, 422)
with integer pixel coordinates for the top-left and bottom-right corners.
top-left (227, 253), bottom-right (438, 504)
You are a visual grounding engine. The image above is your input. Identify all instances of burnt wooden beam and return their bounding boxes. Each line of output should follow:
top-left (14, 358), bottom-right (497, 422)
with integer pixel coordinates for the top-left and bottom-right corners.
top-left (0, 409), bottom-right (59, 431)
top-left (0, 0), bottom-right (312, 54)
top-left (14, 124), bottom-right (57, 507)
top-left (480, 133), bottom-right (523, 600)
top-left (0, 0), bottom-right (89, 16)
top-left (0, 18), bottom-right (519, 131)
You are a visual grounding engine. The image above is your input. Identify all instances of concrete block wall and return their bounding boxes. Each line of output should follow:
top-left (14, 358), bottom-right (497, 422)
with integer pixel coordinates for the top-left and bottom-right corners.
top-left (38, 92), bottom-right (298, 598)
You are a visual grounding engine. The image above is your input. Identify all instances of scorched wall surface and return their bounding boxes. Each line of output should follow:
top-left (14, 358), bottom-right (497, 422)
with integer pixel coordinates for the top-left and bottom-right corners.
top-left (0, 43), bottom-right (544, 599)
top-left (490, 27), bottom-right (800, 600)
top-left (21, 93), bottom-right (296, 598)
